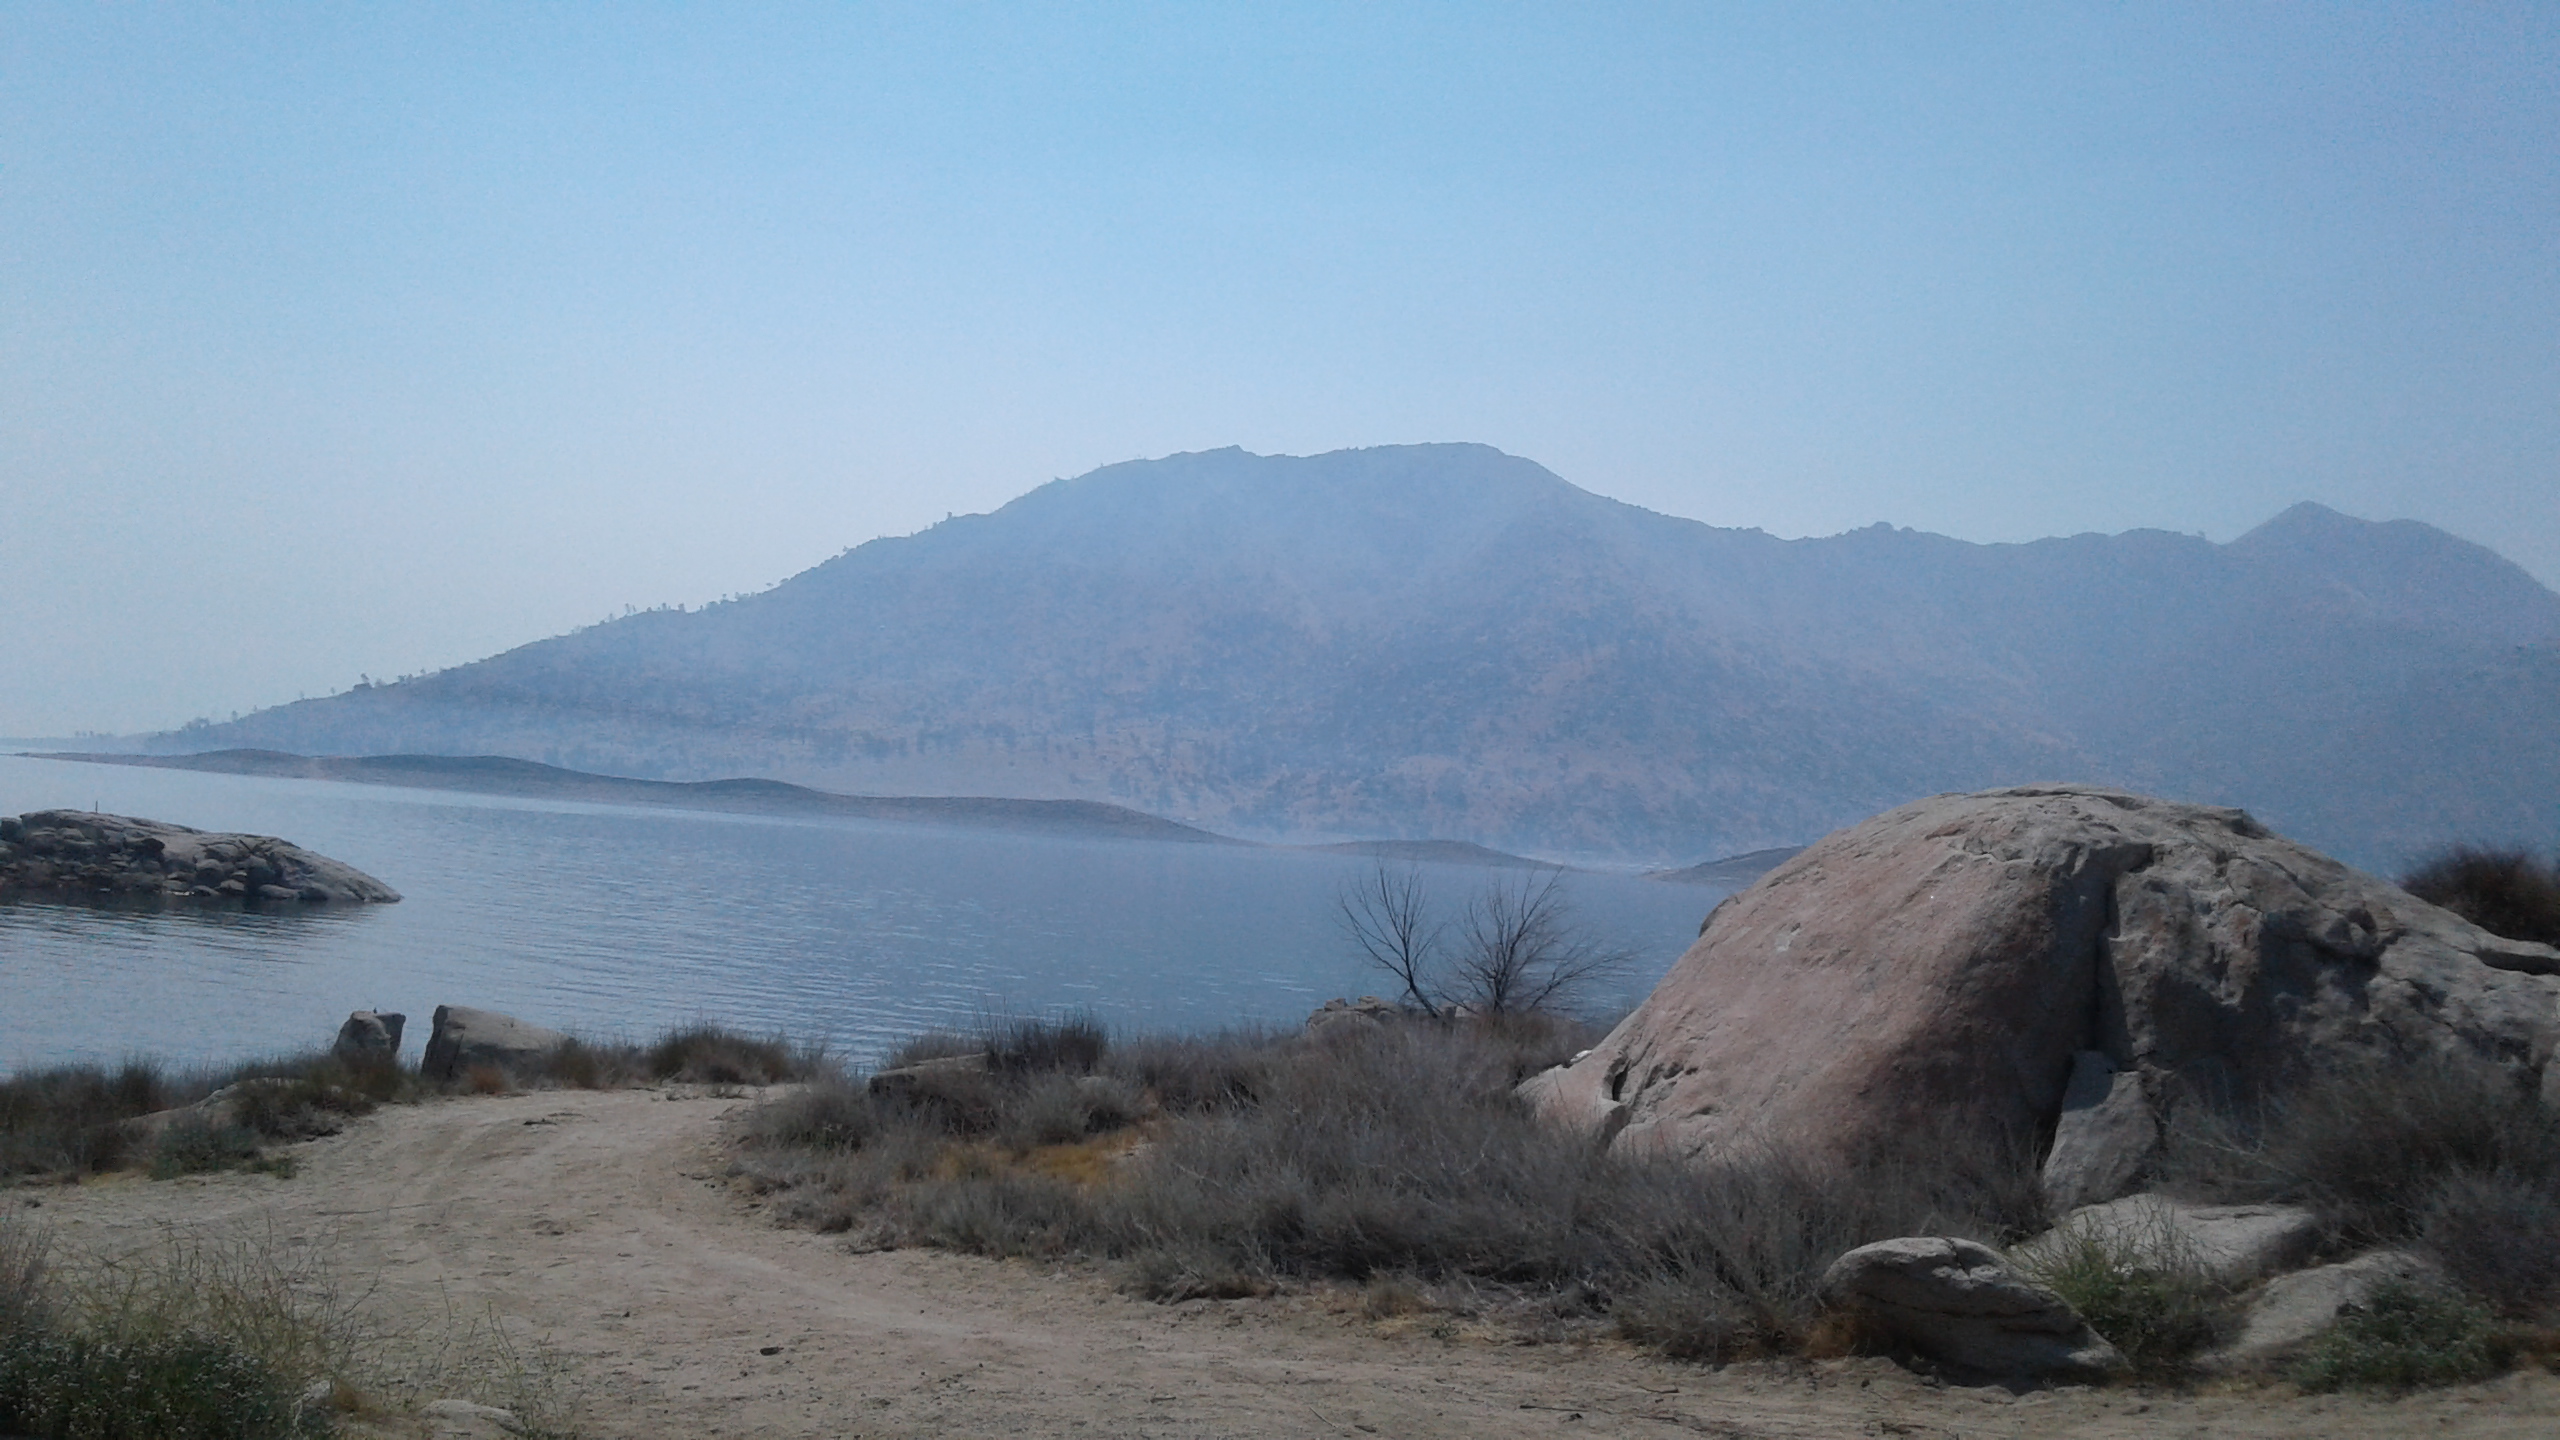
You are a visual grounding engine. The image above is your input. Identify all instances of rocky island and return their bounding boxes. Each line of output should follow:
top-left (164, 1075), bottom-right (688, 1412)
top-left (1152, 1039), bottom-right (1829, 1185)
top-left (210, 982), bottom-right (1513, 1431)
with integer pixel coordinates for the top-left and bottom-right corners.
top-left (0, 809), bottom-right (400, 904)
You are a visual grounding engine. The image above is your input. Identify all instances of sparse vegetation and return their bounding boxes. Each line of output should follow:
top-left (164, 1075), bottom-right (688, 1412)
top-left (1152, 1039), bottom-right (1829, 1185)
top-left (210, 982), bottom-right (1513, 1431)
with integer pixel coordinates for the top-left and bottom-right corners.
top-left (0, 1210), bottom-right (584, 1439)
top-left (2155, 1053), bottom-right (2560, 1327)
top-left (2400, 845), bottom-right (2560, 947)
top-left (0, 1218), bottom-right (350, 1440)
top-left (735, 1012), bottom-right (2048, 1360)
top-left (1, 1053), bottom-right (406, 1183)
top-left (0, 1025), bottom-right (820, 1184)
top-left (2289, 1281), bottom-right (2507, 1392)
top-left (2019, 1219), bottom-right (2227, 1378)
top-left (2149, 1047), bottom-right (2560, 1386)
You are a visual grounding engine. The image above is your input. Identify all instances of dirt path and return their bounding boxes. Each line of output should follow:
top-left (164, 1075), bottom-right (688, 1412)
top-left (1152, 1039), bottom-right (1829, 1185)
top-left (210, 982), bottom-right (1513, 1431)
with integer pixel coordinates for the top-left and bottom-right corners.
top-left (18, 1089), bottom-right (2560, 1439)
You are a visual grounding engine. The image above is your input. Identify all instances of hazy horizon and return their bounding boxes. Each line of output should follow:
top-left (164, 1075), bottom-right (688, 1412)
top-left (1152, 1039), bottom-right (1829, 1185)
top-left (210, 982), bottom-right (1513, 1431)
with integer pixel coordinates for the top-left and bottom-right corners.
top-left (7, 5), bottom-right (2556, 736)
top-left (5, 449), bottom-right (2545, 743)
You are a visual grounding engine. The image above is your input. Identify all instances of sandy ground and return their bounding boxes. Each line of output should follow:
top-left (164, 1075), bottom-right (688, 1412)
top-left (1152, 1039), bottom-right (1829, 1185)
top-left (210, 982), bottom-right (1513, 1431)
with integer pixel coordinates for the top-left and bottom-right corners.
top-left (14, 1087), bottom-right (2560, 1439)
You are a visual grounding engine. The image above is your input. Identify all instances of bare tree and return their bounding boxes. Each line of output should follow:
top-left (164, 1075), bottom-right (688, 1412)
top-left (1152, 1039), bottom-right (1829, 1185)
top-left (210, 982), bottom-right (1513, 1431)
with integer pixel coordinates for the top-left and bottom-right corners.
top-left (1446, 870), bottom-right (1632, 1015)
top-left (1335, 860), bottom-right (1444, 1016)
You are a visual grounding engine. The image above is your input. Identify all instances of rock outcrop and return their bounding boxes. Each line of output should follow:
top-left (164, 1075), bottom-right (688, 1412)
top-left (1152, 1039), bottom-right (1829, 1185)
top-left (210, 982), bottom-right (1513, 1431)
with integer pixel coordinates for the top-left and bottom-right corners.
top-left (420, 1006), bottom-right (567, 1082)
top-left (0, 810), bottom-right (400, 905)
top-left (1523, 786), bottom-right (2560, 1193)
top-left (1305, 996), bottom-right (1401, 1036)
top-left (1820, 1237), bottom-right (2127, 1380)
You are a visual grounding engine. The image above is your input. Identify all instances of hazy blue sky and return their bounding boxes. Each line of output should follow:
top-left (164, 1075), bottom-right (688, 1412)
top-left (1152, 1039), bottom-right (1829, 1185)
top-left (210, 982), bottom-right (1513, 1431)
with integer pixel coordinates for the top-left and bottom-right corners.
top-left (5, 3), bottom-right (2556, 736)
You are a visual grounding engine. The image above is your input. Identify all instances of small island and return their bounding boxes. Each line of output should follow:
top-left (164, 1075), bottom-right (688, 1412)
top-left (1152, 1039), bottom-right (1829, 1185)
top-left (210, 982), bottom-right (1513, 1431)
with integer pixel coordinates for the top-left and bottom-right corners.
top-left (0, 809), bottom-right (400, 905)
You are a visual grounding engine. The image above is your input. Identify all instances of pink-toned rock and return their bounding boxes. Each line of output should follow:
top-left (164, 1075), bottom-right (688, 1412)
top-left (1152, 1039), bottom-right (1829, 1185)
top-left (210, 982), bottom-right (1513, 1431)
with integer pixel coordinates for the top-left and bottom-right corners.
top-left (1523, 786), bottom-right (2560, 1186)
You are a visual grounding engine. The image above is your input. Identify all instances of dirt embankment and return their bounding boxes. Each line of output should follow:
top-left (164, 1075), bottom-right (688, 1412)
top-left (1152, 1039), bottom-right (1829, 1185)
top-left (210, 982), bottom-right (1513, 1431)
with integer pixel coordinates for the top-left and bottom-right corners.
top-left (16, 1089), bottom-right (2560, 1439)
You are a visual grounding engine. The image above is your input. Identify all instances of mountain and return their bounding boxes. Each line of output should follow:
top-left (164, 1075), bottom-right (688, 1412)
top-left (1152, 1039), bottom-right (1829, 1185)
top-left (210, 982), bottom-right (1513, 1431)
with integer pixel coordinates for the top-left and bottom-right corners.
top-left (147, 445), bottom-right (2560, 869)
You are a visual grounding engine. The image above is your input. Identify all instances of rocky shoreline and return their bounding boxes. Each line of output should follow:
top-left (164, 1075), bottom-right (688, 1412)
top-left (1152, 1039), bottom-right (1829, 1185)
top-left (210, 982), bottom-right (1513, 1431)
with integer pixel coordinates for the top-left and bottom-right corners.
top-left (0, 808), bottom-right (400, 905)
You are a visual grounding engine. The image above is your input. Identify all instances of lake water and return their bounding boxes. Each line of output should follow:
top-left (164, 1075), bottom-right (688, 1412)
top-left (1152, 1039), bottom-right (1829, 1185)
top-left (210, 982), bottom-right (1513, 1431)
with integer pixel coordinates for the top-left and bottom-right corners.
top-left (0, 754), bottom-right (1727, 1073)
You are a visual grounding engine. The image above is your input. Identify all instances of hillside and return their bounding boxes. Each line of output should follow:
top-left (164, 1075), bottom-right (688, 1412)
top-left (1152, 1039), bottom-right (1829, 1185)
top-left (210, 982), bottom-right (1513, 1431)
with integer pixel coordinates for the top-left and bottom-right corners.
top-left (150, 445), bottom-right (2560, 868)
top-left (35, 750), bottom-right (1236, 844)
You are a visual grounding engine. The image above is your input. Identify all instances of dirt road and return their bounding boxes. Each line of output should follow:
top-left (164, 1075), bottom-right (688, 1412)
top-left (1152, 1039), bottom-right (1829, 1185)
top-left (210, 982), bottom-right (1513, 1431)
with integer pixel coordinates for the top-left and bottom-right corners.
top-left (20, 1088), bottom-right (2560, 1438)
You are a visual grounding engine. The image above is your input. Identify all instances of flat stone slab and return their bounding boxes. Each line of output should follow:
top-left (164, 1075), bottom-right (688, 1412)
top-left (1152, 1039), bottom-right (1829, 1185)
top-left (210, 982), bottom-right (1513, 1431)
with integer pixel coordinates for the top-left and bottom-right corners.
top-left (2016, 1193), bottom-right (2322, 1287)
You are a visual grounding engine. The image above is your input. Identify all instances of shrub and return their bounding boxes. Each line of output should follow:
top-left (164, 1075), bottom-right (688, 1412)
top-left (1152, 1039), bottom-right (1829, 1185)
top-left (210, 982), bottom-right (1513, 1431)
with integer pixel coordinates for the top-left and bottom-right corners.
top-left (2153, 1055), bottom-right (2560, 1247)
top-left (1599, 1127), bottom-right (2046, 1363)
top-left (0, 1221), bottom-right (43, 1337)
top-left (2019, 1221), bottom-right (2225, 1377)
top-left (0, 1328), bottom-right (318, 1439)
top-left (0, 1061), bottom-right (174, 1177)
top-left (1103, 1030), bottom-right (1280, 1111)
top-left (988, 1015), bottom-right (1108, 1077)
top-left (539, 1039), bottom-right (617, 1090)
top-left (149, 1115), bottom-right (287, 1180)
top-left (2421, 1170), bottom-right (2560, 1322)
top-left (2401, 846), bottom-right (2560, 946)
top-left (735, 1015), bottom-right (2048, 1361)
top-left (0, 1219), bottom-right (359, 1440)
top-left (2, 1049), bottom-right (418, 1183)
top-left (480, 1024), bottom-right (824, 1091)
top-left (999, 1074), bottom-right (1138, 1150)
top-left (744, 1076), bottom-right (878, 1151)
top-left (642, 1026), bottom-right (813, 1086)
top-left (2290, 1281), bottom-right (2506, 1391)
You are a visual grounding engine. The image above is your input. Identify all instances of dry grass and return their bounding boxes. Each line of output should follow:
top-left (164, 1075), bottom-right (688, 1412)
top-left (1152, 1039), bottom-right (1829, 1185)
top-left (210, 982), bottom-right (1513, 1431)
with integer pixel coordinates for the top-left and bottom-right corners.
top-left (0, 1211), bottom-right (587, 1439)
top-left (1, 1052), bottom-right (412, 1182)
top-left (2401, 845), bottom-right (2560, 946)
top-left (2156, 1052), bottom-right (2560, 1329)
top-left (733, 1013), bottom-right (2049, 1361)
top-left (1, 1024), bottom-right (823, 1185)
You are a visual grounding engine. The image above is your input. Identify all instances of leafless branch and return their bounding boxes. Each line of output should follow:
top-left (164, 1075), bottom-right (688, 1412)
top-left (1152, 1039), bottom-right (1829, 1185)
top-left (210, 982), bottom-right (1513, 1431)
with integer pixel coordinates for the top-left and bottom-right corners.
top-left (1334, 861), bottom-right (1444, 1016)
top-left (1446, 870), bottom-right (1632, 1016)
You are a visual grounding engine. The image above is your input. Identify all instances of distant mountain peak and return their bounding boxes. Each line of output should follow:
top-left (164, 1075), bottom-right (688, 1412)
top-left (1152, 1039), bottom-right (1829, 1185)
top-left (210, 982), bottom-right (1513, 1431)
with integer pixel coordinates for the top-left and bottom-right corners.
top-left (2229, 499), bottom-right (2560, 644)
top-left (147, 446), bottom-right (2560, 870)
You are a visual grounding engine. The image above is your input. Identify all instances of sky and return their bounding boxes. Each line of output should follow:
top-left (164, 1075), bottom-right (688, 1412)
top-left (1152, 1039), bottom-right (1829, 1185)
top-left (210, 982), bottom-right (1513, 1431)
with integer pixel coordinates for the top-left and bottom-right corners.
top-left (4, 3), bottom-right (2556, 737)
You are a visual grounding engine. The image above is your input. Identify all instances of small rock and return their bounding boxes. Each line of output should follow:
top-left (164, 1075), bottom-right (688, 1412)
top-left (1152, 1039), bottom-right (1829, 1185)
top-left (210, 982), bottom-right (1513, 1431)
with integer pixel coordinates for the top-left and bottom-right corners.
top-left (1821, 1236), bottom-right (2126, 1381)
top-left (334, 1010), bottom-right (406, 1060)
top-left (421, 1398), bottom-right (522, 1439)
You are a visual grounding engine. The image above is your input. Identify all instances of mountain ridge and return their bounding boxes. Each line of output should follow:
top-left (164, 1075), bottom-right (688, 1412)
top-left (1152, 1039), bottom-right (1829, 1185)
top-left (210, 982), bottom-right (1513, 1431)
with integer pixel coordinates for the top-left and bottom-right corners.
top-left (144, 445), bottom-right (2560, 870)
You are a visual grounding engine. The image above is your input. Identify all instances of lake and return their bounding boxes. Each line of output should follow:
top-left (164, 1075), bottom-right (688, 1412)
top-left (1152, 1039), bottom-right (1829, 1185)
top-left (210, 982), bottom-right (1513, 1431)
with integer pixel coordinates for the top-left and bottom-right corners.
top-left (0, 753), bottom-right (1728, 1073)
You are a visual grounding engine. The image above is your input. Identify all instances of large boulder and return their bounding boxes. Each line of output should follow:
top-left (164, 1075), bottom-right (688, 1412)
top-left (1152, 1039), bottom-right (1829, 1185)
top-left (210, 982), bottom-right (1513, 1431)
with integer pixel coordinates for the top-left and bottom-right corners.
top-left (1821, 1236), bottom-right (2126, 1380)
top-left (1523, 786), bottom-right (2560, 1189)
top-left (419, 1006), bottom-right (567, 1082)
